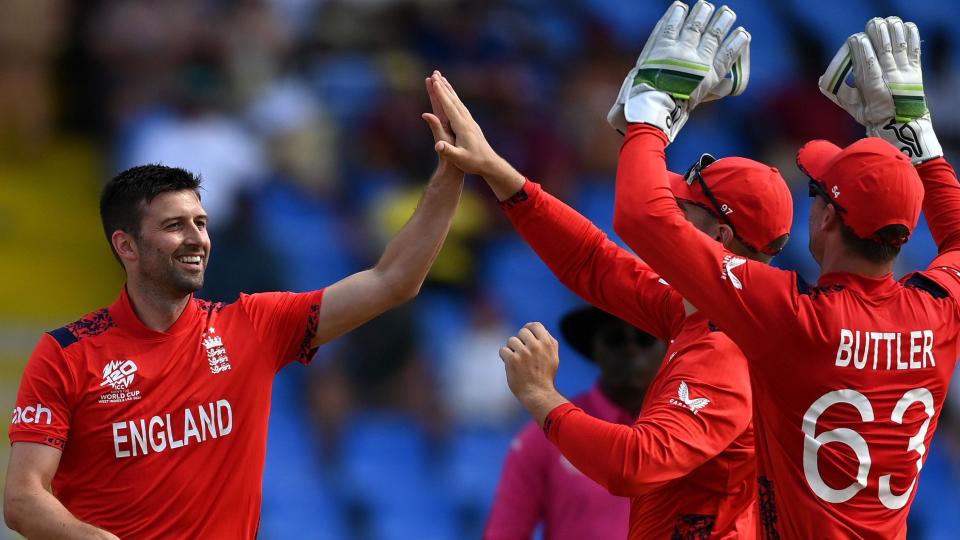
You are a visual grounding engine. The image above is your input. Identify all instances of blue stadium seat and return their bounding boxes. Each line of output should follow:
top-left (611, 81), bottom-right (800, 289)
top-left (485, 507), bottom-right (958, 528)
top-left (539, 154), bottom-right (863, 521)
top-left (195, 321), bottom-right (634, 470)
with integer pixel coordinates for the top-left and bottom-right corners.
top-left (414, 290), bottom-right (470, 369)
top-left (907, 434), bottom-right (960, 540)
top-left (258, 484), bottom-right (347, 540)
top-left (261, 370), bottom-right (347, 539)
top-left (442, 427), bottom-right (515, 510)
top-left (579, 0), bottom-right (663, 50)
top-left (337, 412), bottom-right (432, 504)
top-left (255, 181), bottom-right (359, 292)
top-left (309, 54), bottom-right (385, 124)
top-left (897, 214), bottom-right (938, 278)
top-left (479, 238), bottom-right (579, 330)
top-left (438, 426), bottom-right (517, 539)
top-left (724, 0), bottom-right (793, 92)
top-left (784, 0), bottom-right (876, 46)
top-left (887, 0), bottom-right (958, 36)
top-left (335, 412), bottom-right (468, 538)
top-left (479, 238), bottom-right (597, 396)
top-left (665, 113), bottom-right (751, 173)
top-left (572, 180), bottom-right (617, 238)
top-left (367, 495), bottom-right (458, 540)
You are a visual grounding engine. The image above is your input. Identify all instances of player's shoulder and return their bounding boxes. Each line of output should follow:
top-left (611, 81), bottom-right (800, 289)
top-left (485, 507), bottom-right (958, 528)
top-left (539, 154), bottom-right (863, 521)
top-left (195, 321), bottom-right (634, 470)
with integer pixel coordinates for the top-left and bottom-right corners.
top-left (232, 291), bottom-right (285, 311)
top-left (696, 320), bottom-right (745, 356)
top-left (671, 324), bottom-right (750, 381)
top-left (793, 274), bottom-right (849, 300)
top-left (194, 297), bottom-right (227, 312)
top-left (900, 269), bottom-right (956, 301)
top-left (196, 296), bottom-right (257, 326)
top-left (46, 307), bottom-right (118, 351)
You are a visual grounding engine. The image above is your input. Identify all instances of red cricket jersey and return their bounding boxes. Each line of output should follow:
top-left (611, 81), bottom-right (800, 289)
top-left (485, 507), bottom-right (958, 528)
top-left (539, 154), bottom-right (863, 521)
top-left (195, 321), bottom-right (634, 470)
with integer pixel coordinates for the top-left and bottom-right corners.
top-left (9, 287), bottom-right (324, 539)
top-left (502, 181), bottom-right (757, 538)
top-left (614, 124), bottom-right (960, 539)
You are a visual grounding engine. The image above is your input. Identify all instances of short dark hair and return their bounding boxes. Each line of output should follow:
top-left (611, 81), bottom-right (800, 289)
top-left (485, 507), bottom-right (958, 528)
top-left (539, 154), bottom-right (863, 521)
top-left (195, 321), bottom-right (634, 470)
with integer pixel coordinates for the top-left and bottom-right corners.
top-left (838, 219), bottom-right (908, 264)
top-left (99, 164), bottom-right (202, 260)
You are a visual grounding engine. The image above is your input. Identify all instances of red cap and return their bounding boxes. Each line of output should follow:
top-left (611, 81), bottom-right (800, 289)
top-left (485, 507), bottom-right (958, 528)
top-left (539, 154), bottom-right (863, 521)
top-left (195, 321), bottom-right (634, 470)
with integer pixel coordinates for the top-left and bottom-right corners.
top-left (669, 157), bottom-right (794, 256)
top-left (796, 138), bottom-right (923, 245)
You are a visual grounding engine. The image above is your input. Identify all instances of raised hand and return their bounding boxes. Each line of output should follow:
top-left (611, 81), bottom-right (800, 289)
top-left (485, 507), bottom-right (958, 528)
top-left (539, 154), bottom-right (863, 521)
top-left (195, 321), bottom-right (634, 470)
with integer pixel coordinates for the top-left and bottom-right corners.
top-left (423, 73), bottom-right (496, 174)
top-left (498, 322), bottom-right (570, 425)
top-left (607, 0), bottom-right (751, 141)
top-left (819, 18), bottom-right (942, 164)
top-left (423, 72), bottom-right (526, 199)
top-left (422, 71), bottom-right (455, 150)
top-left (499, 322), bottom-right (561, 402)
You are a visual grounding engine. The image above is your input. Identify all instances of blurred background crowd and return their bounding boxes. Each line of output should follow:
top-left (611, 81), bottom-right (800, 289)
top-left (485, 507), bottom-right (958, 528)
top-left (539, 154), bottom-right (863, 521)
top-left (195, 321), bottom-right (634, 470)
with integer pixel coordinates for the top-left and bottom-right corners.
top-left (1, 0), bottom-right (960, 538)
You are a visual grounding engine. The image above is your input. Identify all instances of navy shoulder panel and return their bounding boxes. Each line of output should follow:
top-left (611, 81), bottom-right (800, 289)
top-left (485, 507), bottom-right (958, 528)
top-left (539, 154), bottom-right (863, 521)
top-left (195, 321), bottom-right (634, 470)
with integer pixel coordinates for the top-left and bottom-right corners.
top-left (904, 273), bottom-right (950, 299)
top-left (797, 275), bottom-right (846, 298)
top-left (48, 326), bottom-right (78, 348)
top-left (195, 298), bottom-right (225, 315)
top-left (47, 308), bottom-right (116, 349)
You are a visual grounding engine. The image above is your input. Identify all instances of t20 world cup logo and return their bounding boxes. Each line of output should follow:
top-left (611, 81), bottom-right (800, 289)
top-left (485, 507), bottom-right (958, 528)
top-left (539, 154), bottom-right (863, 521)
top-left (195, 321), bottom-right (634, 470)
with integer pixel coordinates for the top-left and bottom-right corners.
top-left (100, 359), bottom-right (138, 390)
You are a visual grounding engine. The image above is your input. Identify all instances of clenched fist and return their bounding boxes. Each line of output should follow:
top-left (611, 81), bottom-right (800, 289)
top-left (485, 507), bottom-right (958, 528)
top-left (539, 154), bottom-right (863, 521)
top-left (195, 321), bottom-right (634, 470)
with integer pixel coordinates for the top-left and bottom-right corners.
top-left (499, 322), bottom-right (569, 425)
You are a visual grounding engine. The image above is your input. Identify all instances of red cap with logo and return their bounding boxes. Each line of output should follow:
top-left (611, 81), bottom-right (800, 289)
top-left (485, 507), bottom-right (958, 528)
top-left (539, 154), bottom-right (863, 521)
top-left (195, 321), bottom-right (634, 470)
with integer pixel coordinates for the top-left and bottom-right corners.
top-left (669, 156), bottom-right (794, 256)
top-left (796, 138), bottom-right (923, 245)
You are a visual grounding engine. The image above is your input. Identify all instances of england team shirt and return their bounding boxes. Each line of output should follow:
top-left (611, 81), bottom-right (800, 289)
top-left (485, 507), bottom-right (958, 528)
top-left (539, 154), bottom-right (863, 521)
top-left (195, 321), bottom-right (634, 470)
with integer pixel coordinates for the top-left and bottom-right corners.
top-left (10, 287), bottom-right (324, 539)
top-left (614, 124), bottom-right (960, 539)
top-left (500, 181), bottom-right (758, 538)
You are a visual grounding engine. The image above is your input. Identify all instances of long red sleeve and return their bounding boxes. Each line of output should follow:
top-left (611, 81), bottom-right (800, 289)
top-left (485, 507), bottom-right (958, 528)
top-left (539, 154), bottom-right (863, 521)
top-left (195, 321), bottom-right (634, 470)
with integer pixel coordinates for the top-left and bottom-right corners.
top-left (544, 334), bottom-right (752, 496)
top-left (503, 180), bottom-right (684, 341)
top-left (914, 157), bottom-right (960, 300)
top-left (612, 124), bottom-right (800, 357)
top-left (917, 157), bottom-right (960, 255)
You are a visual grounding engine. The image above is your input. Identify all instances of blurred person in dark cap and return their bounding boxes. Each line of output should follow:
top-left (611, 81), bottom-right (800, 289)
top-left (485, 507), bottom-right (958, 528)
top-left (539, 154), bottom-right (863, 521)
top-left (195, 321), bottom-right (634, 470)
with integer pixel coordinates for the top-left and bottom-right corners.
top-left (485, 305), bottom-right (665, 540)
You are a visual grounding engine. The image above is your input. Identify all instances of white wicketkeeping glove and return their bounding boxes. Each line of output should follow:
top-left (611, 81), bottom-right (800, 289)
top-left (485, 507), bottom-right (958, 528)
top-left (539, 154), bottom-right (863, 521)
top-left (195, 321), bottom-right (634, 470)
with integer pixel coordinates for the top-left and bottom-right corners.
top-left (819, 17), bottom-right (942, 164)
top-left (607, 0), bottom-right (751, 142)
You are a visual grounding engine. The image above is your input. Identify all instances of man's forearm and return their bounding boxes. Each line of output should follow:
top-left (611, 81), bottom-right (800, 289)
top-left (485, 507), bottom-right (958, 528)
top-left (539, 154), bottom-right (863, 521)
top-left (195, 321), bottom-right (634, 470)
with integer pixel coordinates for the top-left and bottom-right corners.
top-left (373, 163), bottom-right (464, 300)
top-left (516, 388), bottom-right (569, 427)
top-left (503, 180), bottom-right (682, 341)
top-left (6, 489), bottom-right (118, 540)
top-left (480, 157), bottom-right (526, 201)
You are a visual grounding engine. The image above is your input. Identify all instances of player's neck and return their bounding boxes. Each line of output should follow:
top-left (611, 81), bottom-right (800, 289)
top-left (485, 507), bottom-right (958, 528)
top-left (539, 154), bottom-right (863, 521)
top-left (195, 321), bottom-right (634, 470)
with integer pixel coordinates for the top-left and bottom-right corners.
top-left (819, 249), bottom-right (894, 280)
top-left (124, 279), bottom-right (192, 333)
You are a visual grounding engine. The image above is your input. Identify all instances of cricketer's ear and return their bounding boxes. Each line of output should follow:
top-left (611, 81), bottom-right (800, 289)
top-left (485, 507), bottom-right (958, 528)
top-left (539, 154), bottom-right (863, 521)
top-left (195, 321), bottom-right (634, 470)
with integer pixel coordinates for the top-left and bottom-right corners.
top-left (715, 223), bottom-right (735, 248)
top-left (111, 230), bottom-right (139, 265)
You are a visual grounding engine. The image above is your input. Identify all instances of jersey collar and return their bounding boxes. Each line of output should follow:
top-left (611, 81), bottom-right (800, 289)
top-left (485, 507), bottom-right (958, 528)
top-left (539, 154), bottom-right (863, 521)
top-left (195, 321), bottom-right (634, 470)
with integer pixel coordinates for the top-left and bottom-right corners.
top-left (816, 271), bottom-right (899, 297)
top-left (109, 286), bottom-right (199, 340)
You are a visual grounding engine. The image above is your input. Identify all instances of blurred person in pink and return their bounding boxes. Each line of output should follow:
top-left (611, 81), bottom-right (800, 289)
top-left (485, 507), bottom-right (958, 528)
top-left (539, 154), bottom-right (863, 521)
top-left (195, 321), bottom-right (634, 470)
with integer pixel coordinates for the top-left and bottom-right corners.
top-left (485, 306), bottom-right (665, 540)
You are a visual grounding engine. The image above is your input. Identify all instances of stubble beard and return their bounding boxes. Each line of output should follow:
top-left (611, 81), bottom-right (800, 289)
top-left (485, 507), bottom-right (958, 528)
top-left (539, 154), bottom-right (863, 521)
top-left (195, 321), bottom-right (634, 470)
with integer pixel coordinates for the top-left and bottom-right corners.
top-left (140, 252), bottom-right (206, 298)
top-left (170, 265), bottom-right (205, 294)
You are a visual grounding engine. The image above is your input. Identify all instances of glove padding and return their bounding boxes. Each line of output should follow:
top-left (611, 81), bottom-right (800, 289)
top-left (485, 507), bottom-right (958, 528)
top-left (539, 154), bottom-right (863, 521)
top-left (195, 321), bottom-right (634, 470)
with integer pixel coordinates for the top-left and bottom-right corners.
top-left (608, 0), bottom-right (751, 141)
top-left (819, 17), bottom-right (942, 164)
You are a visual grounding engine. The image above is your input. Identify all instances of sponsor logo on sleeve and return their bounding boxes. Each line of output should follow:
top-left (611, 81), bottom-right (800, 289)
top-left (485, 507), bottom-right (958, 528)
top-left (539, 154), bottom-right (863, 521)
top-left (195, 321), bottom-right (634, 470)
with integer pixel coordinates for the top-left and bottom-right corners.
top-left (11, 403), bottom-right (52, 425)
top-left (721, 255), bottom-right (747, 290)
top-left (669, 381), bottom-right (711, 415)
top-left (99, 359), bottom-right (142, 404)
